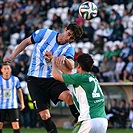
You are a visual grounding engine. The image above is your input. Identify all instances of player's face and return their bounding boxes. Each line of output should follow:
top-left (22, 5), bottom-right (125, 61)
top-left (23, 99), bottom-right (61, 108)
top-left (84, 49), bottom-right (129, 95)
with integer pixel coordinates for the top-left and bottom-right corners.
top-left (62, 29), bottom-right (75, 43)
top-left (1, 65), bottom-right (12, 77)
top-left (76, 63), bottom-right (82, 73)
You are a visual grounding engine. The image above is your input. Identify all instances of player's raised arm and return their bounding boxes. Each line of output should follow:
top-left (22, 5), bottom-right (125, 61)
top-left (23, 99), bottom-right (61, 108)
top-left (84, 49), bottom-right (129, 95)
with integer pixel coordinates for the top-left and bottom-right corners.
top-left (55, 56), bottom-right (74, 73)
top-left (3, 36), bottom-right (32, 63)
top-left (52, 57), bottom-right (64, 82)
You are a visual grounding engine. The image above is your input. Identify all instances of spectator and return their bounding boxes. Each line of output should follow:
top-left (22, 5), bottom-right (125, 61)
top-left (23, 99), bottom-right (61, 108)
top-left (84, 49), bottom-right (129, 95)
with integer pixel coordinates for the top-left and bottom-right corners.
top-left (31, 0), bottom-right (40, 16)
top-left (91, 35), bottom-right (104, 55)
top-left (114, 56), bottom-right (126, 82)
top-left (32, 13), bottom-right (43, 28)
top-left (2, 25), bottom-right (10, 46)
top-left (103, 23), bottom-right (113, 41)
top-left (39, 0), bottom-right (48, 21)
top-left (70, 0), bottom-right (80, 19)
top-left (128, 99), bottom-right (133, 128)
top-left (107, 99), bottom-right (120, 128)
top-left (108, 9), bottom-right (121, 26)
top-left (119, 42), bottom-right (130, 63)
top-left (122, 55), bottom-right (133, 82)
top-left (99, 9), bottom-right (109, 23)
top-left (123, 32), bottom-right (132, 47)
top-left (83, 21), bottom-right (95, 42)
top-left (25, 13), bottom-right (34, 28)
top-left (24, 0), bottom-right (33, 15)
top-left (100, 56), bottom-right (115, 82)
top-left (118, 99), bottom-right (128, 128)
top-left (17, 61), bottom-right (28, 81)
top-left (111, 44), bottom-right (122, 58)
top-left (103, 45), bottom-right (112, 59)
top-left (0, 49), bottom-right (4, 64)
top-left (17, 24), bottom-right (27, 44)
top-left (74, 48), bottom-right (83, 61)
top-left (17, 50), bottom-right (30, 65)
top-left (110, 19), bottom-right (124, 41)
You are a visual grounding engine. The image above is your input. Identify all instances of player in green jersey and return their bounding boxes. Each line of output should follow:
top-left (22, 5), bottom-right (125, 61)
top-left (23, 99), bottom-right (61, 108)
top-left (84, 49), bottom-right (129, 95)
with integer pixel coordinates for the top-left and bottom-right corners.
top-left (52, 53), bottom-right (108, 133)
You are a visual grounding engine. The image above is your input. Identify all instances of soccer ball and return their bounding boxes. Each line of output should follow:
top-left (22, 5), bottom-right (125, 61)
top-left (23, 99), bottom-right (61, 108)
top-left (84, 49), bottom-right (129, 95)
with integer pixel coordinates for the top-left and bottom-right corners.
top-left (79, 1), bottom-right (98, 20)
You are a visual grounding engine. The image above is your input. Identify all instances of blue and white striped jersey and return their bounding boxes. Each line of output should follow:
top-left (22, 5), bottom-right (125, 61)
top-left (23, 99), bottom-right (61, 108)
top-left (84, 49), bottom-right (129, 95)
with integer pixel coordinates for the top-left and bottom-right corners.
top-left (0, 75), bottom-right (21, 109)
top-left (27, 28), bottom-right (75, 78)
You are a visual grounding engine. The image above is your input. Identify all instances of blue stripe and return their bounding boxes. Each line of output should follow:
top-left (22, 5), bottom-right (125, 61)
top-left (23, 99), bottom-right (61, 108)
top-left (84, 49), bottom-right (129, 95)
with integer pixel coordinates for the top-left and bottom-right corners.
top-left (6, 99), bottom-right (9, 108)
top-left (5, 78), bottom-right (9, 108)
top-left (47, 66), bottom-right (52, 78)
top-left (11, 76), bottom-right (15, 108)
top-left (31, 44), bottom-right (37, 75)
top-left (51, 43), bottom-right (58, 53)
top-left (6, 79), bottom-right (9, 88)
top-left (0, 76), bottom-right (3, 108)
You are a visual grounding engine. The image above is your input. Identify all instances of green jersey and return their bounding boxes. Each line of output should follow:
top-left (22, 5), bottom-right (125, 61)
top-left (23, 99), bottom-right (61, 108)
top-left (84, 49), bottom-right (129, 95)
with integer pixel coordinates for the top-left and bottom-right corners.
top-left (62, 73), bottom-right (106, 122)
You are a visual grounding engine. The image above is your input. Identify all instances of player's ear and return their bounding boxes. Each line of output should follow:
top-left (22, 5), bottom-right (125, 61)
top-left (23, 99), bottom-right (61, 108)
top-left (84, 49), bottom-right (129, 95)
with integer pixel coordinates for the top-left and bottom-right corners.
top-left (64, 27), bottom-right (67, 31)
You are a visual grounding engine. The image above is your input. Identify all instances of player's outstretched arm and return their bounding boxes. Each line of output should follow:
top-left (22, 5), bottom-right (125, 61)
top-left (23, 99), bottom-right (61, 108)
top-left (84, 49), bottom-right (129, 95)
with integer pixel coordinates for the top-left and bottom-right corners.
top-left (3, 36), bottom-right (32, 63)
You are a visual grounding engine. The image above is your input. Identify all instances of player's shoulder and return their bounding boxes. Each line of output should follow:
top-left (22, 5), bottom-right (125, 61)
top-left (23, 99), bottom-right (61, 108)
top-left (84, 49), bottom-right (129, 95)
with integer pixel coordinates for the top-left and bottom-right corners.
top-left (11, 75), bottom-right (20, 81)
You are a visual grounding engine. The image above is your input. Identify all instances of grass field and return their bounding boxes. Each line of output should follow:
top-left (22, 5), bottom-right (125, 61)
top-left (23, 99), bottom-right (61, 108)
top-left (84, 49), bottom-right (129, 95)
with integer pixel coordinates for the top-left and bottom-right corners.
top-left (2, 128), bottom-right (133, 133)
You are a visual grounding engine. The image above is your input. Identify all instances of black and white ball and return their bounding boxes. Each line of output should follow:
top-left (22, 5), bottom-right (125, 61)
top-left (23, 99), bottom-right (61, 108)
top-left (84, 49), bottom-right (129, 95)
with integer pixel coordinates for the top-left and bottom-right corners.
top-left (79, 1), bottom-right (98, 20)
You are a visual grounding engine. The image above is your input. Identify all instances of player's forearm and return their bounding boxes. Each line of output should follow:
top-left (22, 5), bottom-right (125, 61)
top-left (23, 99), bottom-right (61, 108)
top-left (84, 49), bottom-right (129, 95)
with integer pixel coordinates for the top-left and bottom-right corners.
top-left (65, 58), bottom-right (74, 70)
top-left (52, 62), bottom-right (64, 82)
top-left (10, 36), bottom-right (32, 60)
top-left (18, 89), bottom-right (25, 107)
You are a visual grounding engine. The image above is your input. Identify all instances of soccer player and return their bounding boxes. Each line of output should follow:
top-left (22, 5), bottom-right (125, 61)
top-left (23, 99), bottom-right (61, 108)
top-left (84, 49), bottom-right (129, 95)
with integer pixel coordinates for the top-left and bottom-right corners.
top-left (52, 53), bottom-right (108, 133)
top-left (3, 22), bottom-right (83, 133)
top-left (0, 63), bottom-right (25, 133)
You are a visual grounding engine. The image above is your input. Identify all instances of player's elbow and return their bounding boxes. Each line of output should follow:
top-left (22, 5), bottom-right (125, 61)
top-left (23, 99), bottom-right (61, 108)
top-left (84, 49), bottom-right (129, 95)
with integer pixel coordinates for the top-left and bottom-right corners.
top-left (53, 73), bottom-right (63, 82)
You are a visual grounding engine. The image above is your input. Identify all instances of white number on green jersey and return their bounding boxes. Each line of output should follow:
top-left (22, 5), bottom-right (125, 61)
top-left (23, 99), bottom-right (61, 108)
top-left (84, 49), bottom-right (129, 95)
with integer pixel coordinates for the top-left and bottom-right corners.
top-left (89, 77), bottom-right (103, 98)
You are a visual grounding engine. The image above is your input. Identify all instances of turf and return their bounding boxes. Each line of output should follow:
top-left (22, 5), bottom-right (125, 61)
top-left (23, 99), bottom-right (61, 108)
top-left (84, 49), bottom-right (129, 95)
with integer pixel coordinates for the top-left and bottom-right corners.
top-left (2, 128), bottom-right (133, 133)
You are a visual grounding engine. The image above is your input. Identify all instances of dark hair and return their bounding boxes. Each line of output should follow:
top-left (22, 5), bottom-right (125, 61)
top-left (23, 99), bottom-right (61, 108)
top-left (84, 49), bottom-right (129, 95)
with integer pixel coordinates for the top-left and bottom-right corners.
top-left (66, 22), bottom-right (83, 40)
top-left (77, 53), bottom-right (94, 72)
top-left (1, 62), bottom-right (11, 66)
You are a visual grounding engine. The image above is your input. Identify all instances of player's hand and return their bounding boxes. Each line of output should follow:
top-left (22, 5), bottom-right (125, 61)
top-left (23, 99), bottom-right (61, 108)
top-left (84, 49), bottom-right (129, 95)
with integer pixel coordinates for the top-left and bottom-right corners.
top-left (44, 52), bottom-right (52, 62)
top-left (20, 104), bottom-right (25, 111)
top-left (3, 57), bottom-right (13, 63)
top-left (55, 56), bottom-right (66, 65)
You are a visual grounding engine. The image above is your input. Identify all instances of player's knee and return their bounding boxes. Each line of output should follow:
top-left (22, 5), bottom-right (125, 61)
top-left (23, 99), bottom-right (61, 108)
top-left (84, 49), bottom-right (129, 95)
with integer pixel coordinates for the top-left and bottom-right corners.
top-left (12, 122), bottom-right (19, 129)
top-left (64, 93), bottom-right (73, 105)
top-left (39, 109), bottom-right (51, 120)
top-left (0, 122), bottom-right (3, 129)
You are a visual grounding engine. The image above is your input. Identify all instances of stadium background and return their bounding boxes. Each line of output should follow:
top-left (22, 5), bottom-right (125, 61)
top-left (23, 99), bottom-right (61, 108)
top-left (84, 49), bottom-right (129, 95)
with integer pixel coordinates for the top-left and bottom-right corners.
top-left (0, 0), bottom-right (133, 130)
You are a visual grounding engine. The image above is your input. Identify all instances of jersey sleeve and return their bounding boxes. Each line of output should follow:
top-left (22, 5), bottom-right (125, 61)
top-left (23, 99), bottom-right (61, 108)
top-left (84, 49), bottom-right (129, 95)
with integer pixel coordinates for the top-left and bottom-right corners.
top-left (15, 77), bottom-right (21, 90)
top-left (62, 73), bottom-right (82, 85)
top-left (32, 28), bottom-right (47, 43)
top-left (64, 46), bottom-right (75, 60)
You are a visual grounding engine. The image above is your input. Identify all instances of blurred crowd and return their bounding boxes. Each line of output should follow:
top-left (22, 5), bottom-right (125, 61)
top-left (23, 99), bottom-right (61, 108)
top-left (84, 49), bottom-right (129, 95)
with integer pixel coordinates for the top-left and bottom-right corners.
top-left (0, 0), bottom-right (133, 129)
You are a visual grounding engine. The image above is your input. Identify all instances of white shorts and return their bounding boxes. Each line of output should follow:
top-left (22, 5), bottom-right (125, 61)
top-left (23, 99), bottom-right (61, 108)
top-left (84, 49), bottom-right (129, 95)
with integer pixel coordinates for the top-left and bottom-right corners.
top-left (72, 118), bottom-right (108, 133)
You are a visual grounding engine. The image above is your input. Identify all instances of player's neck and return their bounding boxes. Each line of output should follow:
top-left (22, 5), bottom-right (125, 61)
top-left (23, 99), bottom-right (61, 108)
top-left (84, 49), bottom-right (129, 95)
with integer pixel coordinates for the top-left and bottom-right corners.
top-left (2, 74), bottom-right (11, 80)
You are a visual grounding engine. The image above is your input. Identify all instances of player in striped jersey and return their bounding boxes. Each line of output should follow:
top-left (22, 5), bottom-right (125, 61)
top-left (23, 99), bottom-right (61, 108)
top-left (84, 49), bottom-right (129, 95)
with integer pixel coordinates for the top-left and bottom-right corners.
top-left (3, 23), bottom-right (83, 133)
top-left (0, 63), bottom-right (25, 133)
top-left (52, 54), bottom-right (108, 133)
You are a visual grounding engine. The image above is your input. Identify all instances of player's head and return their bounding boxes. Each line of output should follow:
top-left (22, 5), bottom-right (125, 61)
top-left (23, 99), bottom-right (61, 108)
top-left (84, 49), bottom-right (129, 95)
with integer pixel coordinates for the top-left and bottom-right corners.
top-left (77, 53), bottom-right (94, 72)
top-left (66, 22), bottom-right (83, 41)
top-left (62, 23), bottom-right (83, 43)
top-left (1, 62), bottom-right (12, 76)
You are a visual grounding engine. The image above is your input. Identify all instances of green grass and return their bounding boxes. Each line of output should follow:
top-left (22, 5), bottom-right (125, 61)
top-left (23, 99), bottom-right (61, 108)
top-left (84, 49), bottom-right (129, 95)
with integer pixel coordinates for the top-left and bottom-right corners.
top-left (2, 128), bottom-right (133, 133)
